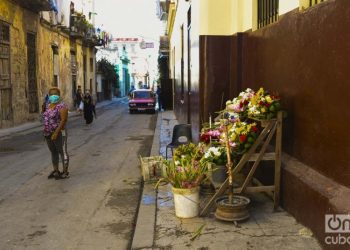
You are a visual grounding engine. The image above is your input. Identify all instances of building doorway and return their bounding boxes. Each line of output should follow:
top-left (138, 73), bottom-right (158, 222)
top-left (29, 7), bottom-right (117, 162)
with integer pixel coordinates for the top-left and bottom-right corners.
top-left (187, 7), bottom-right (191, 124)
top-left (0, 22), bottom-right (12, 127)
top-left (26, 32), bottom-right (39, 113)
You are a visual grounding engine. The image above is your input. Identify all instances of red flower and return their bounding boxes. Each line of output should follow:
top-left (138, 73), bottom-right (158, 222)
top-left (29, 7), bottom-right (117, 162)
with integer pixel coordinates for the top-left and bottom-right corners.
top-left (200, 134), bottom-right (210, 144)
top-left (239, 135), bottom-right (247, 143)
top-left (264, 103), bottom-right (271, 108)
top-left (259, 101), bottom-right (264, 105)
top-left (243, 100), bottom-right (249, 105)
top-left (251, 126), bottom-right (258, 133)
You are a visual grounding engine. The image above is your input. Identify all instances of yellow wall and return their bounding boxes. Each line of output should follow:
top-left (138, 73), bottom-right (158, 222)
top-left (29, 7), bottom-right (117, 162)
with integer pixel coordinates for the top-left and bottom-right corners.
top-left (280, 0), bottom-right (299, 14)
top-left (37, 24), bottom-right (75, 107)
top-left (199, 0), bottom-right (234, 35)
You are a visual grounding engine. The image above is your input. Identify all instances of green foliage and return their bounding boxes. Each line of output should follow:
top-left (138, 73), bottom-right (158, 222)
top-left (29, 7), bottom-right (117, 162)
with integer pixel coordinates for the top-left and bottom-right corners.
top-left (98, 58), bottom-right (118, 88)
top-left (163, 143), bottom-right (209, 189)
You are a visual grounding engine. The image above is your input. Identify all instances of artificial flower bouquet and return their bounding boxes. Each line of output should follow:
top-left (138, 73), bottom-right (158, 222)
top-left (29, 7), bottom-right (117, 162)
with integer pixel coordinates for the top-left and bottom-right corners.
top-left (203, 146), bottom-right (227, 165)
top-left (200, 126), bottom-right (222, 144)
top-left (163, 143), bottom-right (209, 189)
top-left (227, 121), bottom-right (259, 155)
top-left (225, 88), bottom-right (255, 119)
top-left (247, 87), bottom-right (281, 120)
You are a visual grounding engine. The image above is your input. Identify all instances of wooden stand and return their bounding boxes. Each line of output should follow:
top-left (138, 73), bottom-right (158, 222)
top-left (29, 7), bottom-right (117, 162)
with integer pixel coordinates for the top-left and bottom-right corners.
top-left (200, 111), bottom-right (283, 216)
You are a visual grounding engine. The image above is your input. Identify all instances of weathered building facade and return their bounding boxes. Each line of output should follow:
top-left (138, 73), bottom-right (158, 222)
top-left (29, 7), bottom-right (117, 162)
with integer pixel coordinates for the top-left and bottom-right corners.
top-left (164, 0), bottom-right (350, 248)
top-left (0, 0), bottom-right (98, 128)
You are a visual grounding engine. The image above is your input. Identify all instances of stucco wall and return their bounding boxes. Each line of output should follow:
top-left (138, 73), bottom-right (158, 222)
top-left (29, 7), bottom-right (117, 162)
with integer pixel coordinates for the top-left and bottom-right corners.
top-left (37, 24), bottom-right (73, 108)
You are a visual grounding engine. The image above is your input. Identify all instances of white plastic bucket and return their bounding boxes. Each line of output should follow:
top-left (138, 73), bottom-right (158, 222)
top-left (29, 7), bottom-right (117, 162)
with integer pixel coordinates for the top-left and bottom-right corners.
top-left (172, 186), bottom-right (199, 218)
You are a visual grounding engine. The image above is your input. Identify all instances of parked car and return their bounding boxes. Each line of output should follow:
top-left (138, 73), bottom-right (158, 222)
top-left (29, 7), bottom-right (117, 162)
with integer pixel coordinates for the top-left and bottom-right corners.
top-left (128, 89), bottom-right (156, 114)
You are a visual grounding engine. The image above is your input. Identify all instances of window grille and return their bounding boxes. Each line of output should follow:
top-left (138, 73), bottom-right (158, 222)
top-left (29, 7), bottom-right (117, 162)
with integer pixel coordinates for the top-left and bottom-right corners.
top-left (257, 0), bottom-right (279, 29)
top-left (309, 0), bottom-right (325, 7)
top-left (0, 23), bottom-right (10, 43)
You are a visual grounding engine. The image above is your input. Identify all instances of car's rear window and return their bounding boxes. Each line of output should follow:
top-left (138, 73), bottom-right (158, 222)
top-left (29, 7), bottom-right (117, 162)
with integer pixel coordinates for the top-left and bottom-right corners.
top-left (132, 91), bottom-right (152, 99)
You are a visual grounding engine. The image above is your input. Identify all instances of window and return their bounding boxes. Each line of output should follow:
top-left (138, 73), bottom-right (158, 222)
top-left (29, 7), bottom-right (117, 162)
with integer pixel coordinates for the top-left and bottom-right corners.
top-left (257, 0), bottom-right (279, 29)
top-left (308, 0), bottom-right (326, 7)
top-left (90, 57), bottom-right (93, 72)
top-left (299, 0), bottom-right (326, 10)
top-left (0, 22), bottom-right (12, 123)
top-left (0, 23), bottom-right (10, 44)
top-left (52, 46), bottom-right (59, 87)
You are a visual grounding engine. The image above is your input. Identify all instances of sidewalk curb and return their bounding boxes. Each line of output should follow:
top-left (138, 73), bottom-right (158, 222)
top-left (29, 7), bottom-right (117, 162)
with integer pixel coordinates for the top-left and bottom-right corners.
top-left (131, 112), bottom-right (162, 249)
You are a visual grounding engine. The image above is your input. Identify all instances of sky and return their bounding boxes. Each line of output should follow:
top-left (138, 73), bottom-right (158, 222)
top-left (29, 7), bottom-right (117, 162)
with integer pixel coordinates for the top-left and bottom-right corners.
top-left (76, 0), bottom-right (163, 41)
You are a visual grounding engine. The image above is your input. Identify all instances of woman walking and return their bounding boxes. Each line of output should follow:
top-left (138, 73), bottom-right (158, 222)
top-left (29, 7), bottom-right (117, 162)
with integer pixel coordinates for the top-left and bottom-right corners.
top-left (83, 90), bottom-right (94, 125)
top-left (42, 87), bottom-right (69, 179)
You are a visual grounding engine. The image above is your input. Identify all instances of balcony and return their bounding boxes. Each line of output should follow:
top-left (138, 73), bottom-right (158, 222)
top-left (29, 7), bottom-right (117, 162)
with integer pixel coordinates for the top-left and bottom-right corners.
top-left (157, 0), bottom-right (170, 21)
top-left (13, 0), bottom-right (51, 13)
top-left (83, 28), bottom-right (100, 47)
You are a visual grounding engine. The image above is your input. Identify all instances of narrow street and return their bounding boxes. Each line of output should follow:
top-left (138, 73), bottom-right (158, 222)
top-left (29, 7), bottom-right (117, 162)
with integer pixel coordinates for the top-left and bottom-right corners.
top-left (0, 99), bottom-right (156, 250)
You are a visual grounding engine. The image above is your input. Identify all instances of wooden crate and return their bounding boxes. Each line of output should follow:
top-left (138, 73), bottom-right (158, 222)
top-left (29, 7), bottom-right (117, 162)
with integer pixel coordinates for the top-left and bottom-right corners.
top-left (139, 156), bottom-right (165, 182)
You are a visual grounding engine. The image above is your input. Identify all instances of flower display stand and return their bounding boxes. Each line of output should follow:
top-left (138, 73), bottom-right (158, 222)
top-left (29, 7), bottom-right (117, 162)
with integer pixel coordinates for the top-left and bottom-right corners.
top-left (200, 111), bottom-right (283, 216)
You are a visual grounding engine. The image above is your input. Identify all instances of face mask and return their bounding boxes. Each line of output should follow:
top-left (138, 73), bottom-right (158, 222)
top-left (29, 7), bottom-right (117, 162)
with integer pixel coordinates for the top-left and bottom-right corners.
top-left (49, 95), bottom-right (60, 104)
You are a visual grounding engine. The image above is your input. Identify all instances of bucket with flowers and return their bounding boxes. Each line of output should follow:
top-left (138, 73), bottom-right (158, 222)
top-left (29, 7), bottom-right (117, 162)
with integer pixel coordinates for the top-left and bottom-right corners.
top-left (161, 143), bottom-right (208, 218)
top-left (203, 146), bottom-right (228, 185)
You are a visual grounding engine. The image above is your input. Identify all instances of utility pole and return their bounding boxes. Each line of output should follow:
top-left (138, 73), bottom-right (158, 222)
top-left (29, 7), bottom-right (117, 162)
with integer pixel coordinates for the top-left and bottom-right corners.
top-left (92, 0), bottom-right (95, 26)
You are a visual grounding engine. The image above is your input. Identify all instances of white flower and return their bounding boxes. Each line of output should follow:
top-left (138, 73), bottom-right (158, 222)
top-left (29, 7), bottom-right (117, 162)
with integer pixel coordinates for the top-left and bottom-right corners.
top-left (175, 160), bottom-right (180, 165)
top-left (205, 147), bottom-right (222, 158)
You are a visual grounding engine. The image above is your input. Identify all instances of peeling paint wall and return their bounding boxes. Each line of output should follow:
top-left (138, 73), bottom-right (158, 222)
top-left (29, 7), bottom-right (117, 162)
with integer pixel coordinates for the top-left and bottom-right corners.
top-left (37, 24), bottom-right (73, 108)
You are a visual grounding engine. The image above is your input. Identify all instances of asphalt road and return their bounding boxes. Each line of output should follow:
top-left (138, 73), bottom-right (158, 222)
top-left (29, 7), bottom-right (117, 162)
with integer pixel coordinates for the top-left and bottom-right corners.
top-left (0, 99), bottom-right (157, 250)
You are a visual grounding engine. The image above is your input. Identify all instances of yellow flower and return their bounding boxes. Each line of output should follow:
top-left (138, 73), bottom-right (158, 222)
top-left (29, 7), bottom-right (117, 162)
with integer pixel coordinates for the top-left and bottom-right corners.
top-left (261, 107), bottom-right (266, 113)
top-left (266, 95), bottom-right (273, 103)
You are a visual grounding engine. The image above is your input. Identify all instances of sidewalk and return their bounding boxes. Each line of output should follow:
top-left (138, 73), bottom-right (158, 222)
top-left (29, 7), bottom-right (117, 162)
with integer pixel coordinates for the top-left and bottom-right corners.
top-left (132, 110), bottom-right (322, 250)
top-left (0, 98), bottom-right (122, 139)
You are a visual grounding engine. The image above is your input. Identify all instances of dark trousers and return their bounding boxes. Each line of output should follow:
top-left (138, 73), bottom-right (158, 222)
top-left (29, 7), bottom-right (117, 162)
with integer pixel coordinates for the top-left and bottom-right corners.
top-left (45, 130), bottom-right (69, 172)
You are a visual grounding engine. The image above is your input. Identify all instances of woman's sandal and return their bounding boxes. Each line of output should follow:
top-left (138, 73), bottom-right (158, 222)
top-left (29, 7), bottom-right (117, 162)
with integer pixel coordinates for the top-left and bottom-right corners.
top-left (60, 171), bottom-right (70, 179)
top-left (48, 170), bottom-right (60, 179)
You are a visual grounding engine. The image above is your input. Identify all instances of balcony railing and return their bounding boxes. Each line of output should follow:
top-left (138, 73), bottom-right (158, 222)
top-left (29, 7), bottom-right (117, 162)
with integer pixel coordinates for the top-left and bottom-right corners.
top-left (13, 0), bottom-right (51, 12)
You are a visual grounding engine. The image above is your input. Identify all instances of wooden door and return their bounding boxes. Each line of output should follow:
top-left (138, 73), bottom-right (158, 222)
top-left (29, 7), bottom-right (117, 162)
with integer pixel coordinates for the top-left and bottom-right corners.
top-left (0, 22), bottom-right (13, 127)
top-left (26, 32), bottom-right (39, 113)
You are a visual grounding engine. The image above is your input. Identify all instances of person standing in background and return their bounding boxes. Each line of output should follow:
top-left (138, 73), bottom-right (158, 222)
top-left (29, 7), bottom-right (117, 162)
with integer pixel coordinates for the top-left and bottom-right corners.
top-left (156, 84), bottom-right (163, 111)
top-left (42, 87), bottom-right (70, 179)
top-left (83, 90), bottom-right (94, 125)
top-left (75, 86), bottom-right (83, 113)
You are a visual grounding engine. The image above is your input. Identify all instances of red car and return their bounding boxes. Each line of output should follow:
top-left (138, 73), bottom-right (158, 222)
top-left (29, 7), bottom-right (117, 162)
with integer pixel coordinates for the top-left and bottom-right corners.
top-left (128, 89), bottom-right (156, 114)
